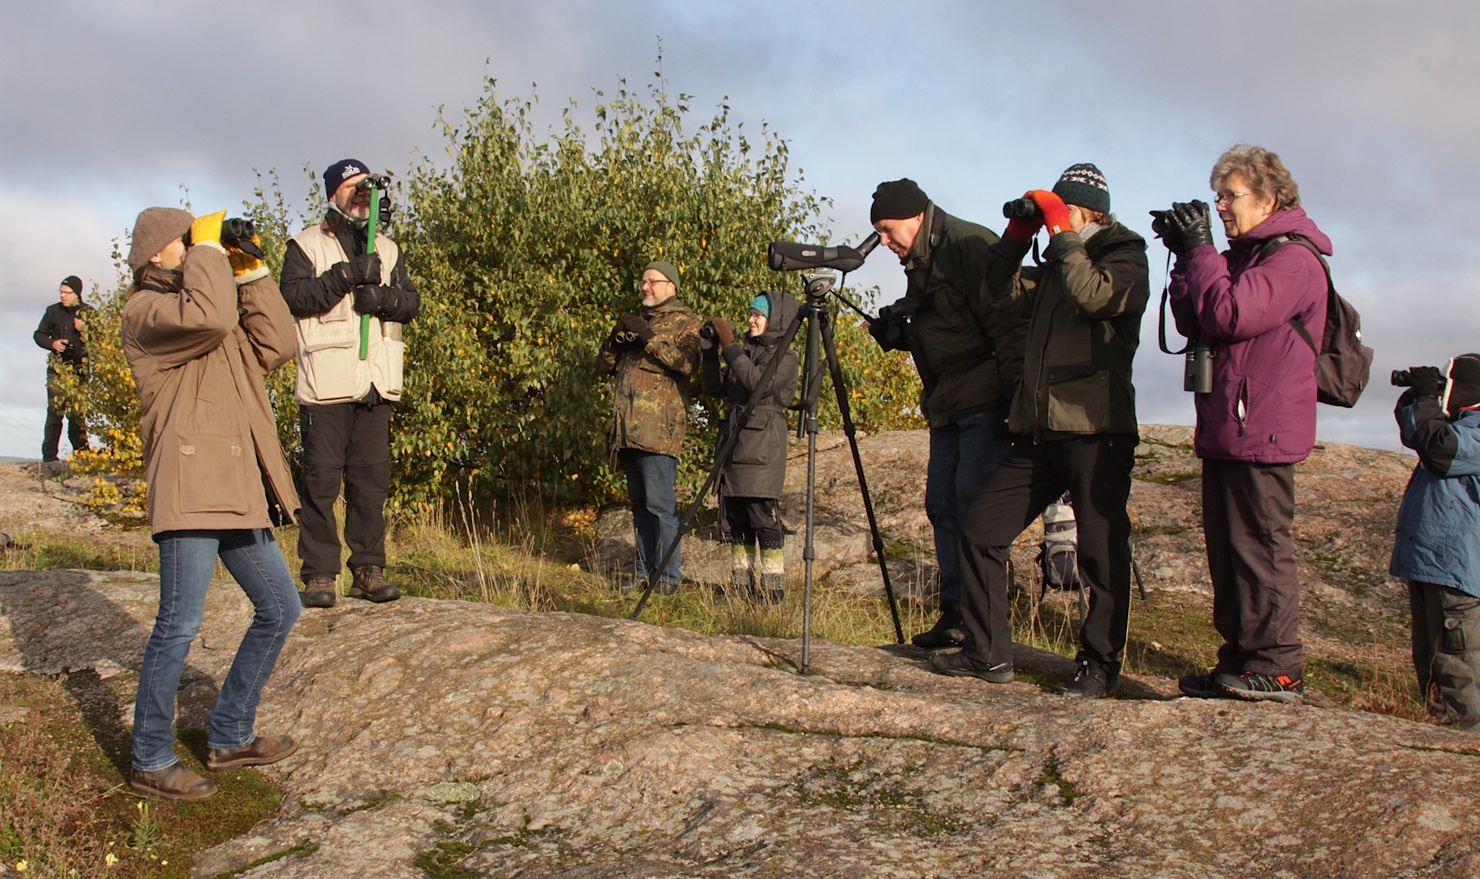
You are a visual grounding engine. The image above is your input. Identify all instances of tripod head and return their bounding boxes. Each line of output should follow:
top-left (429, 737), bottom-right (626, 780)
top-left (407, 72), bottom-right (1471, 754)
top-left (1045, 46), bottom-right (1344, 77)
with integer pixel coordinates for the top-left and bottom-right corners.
top-left (800, 270), bottom-right (837, 303)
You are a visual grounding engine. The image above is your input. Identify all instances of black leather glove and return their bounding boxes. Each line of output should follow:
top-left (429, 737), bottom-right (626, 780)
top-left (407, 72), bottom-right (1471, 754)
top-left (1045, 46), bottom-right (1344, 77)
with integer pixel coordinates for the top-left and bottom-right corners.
top-left (352, 285), bottom-right (400, 317)
top-left (1149, 209), bottom-right (1187, 255)
top-left (1407, 365), bottom-right (1446, 398)
top-left (1165, 201), bottom-right (1214, 256)
top-left (619, 314), bottom-right (654, 344)
top-left (329, 252), bottom-right (383, 291)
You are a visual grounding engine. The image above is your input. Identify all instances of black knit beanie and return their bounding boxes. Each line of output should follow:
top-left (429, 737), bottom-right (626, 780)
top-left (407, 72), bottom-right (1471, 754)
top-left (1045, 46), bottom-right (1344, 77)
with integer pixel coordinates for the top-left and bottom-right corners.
top-left (1052, 163), bottom-right (1111, 214)
top-left (870, 179), bottom-right (930, 224)
top-left (61, 275), bottom-right (83, 296)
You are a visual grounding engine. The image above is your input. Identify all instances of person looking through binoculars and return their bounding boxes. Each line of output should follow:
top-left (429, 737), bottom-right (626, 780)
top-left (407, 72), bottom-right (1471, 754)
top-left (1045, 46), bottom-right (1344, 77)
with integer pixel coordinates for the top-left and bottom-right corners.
top-left (866, 178), bottom-right (1027, 651)
top-left (931, 164), bottom-right (1148, 699)
top-left (1390, 355), bottom-right (1480, 731)
top-left (1161, 145), bottom-right (1329, 704)
top-left (121, 206), bottom-right (303, 800)
top-left (701, 291), bottom-right (801, 603)
top-left (598, 260), bottom-right (702, 594)
top-left (280, 158), bottom-right (421, 608)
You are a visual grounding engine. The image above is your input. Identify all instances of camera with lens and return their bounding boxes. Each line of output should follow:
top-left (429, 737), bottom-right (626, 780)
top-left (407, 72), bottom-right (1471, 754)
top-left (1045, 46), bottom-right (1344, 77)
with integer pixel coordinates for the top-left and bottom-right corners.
top-left (1184, 343), bottom-right (1213, 394)
top-left (1003, 198), bottom-right (1041, 220)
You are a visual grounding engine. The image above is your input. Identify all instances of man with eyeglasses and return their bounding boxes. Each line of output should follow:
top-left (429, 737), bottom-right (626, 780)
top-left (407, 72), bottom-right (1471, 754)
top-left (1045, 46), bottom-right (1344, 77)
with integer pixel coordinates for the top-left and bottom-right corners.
top-left (597, 260), bottom-right (702, 593)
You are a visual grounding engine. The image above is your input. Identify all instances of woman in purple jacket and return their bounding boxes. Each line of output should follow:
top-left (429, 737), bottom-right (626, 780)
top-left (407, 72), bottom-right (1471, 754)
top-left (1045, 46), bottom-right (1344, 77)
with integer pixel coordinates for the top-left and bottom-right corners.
top-left (1161, 145), bottom-right (1330, 704)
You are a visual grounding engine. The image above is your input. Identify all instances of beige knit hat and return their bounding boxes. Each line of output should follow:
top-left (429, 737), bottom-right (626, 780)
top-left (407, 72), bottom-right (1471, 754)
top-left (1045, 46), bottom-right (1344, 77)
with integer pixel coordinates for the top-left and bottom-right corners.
top-left (127, 207), bottom-right (193, 271)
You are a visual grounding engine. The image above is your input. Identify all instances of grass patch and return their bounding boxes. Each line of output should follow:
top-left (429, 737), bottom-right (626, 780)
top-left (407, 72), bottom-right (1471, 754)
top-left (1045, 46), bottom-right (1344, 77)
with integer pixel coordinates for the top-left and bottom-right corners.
top-left (0, 671), bottom-right (288, 879)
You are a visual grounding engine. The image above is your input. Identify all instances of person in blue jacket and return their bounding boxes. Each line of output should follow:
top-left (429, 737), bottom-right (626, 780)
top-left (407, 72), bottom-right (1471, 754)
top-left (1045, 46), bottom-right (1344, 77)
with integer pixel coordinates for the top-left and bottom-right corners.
top-left (1390, 353), bottom-right (1480, 730)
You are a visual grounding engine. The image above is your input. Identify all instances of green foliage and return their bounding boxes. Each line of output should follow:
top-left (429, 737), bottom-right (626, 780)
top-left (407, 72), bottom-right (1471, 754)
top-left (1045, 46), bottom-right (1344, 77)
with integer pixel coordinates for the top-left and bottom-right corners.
top-left (67, 70), bottom-right (924, 513)
top-left (389, 76), bottom-right (828, 507)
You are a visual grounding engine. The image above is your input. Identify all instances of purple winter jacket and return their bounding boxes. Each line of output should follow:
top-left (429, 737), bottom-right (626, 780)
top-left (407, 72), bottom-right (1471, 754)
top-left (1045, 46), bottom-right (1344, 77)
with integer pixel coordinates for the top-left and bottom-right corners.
top-left (1167, 207), bottom-right (1330, 464)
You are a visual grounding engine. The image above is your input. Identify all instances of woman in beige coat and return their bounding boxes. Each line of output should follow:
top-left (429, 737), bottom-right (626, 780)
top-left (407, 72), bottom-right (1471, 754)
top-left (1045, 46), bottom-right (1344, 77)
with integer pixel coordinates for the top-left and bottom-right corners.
top-left (122, 207), bottom-right (303, 800)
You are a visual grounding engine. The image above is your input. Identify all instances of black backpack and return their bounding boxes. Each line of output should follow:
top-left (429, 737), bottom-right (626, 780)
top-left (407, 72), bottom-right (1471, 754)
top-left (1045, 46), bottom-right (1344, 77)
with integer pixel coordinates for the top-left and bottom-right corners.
top-left (1258, 234), bottom-right (1373, 408)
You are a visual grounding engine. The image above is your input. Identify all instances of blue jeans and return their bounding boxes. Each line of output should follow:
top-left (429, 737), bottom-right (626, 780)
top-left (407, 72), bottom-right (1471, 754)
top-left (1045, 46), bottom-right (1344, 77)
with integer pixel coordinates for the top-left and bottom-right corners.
top-left (132, 529), bottom-right (301, 772)
top-left (620, 449), bottom-right (682, 586)
top-left (926, 410), bottom-right (1011, 613)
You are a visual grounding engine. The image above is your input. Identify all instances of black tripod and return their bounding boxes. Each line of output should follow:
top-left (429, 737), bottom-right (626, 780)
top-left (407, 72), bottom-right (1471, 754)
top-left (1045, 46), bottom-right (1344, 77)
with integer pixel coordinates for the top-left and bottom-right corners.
top-left (628, 270), bottom-right (904, 672)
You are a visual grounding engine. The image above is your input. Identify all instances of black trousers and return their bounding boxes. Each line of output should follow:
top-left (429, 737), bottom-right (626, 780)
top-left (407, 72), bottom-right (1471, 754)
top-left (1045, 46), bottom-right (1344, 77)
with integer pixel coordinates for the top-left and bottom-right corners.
top-left (297, 399), bottom-right (392, 579)
top-left (1203, 459), bottom-right (1303, 677)
top-left (957, 434), bottom-right (1136, 672)
top-left (721, 496), bottom-right (784, 550)
top-left (42, 367), bottom-right (88, 461)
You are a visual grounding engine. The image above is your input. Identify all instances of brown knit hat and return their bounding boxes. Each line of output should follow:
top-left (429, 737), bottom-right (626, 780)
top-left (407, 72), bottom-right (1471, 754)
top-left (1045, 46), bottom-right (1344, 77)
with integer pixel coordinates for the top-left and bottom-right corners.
top-left (128, 207), bottom-right (194, 271)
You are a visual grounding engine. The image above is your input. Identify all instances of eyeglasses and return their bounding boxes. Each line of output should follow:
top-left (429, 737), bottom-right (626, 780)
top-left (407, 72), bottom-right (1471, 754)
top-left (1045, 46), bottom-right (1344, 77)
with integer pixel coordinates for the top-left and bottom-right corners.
top-left (639, 278), bottom-right (673, 289)
top-left (1214, 191), bottom-right (1252, 207)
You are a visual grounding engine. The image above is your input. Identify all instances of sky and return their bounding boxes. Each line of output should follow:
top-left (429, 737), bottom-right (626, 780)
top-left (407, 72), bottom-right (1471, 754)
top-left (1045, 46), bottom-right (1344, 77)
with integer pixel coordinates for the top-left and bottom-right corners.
top-left (3, 0), bottom-right (1477, 460)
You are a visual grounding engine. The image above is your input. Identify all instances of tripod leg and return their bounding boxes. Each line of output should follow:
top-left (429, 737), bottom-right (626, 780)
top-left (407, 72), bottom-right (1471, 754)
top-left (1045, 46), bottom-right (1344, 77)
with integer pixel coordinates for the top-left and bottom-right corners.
top-left (816, 310), bottom-right (905, 643)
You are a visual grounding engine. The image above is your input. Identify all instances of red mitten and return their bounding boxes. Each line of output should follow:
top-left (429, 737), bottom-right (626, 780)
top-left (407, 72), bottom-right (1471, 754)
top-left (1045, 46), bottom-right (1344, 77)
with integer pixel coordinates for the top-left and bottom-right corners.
top-left (1028, 189), bottom-right (1072, 236)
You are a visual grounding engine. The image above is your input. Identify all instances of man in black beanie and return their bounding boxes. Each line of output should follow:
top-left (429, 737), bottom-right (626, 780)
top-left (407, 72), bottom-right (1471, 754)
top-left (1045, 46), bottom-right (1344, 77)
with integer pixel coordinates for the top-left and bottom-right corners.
top-left (32, 275), bottom-right (92, 462)
top-left (868, 179), bottom-right (1028, 650)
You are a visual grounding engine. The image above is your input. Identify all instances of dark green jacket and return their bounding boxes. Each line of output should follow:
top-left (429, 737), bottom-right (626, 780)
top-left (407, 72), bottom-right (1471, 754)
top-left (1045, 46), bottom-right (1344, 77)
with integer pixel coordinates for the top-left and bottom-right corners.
top-left (598, 298), bottom-right (703, 458)
top-left (888, 206), bottom-right (1028, 428)
top-left (984, 220), bottom-right (1148, 442)
top-left (702, 291), bottom-right (800, 499)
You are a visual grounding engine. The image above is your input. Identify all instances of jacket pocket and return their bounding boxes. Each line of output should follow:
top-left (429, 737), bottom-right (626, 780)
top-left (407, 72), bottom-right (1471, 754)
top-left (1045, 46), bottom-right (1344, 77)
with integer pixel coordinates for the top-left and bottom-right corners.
top-left (296, 299), bottom-right (356, 355)
top-left (176, 432), bottom-right (249, 514)
top-left (1046, 368), bottom-right (1109, 433)
top-left (731, 409), bottom-right (777, 466)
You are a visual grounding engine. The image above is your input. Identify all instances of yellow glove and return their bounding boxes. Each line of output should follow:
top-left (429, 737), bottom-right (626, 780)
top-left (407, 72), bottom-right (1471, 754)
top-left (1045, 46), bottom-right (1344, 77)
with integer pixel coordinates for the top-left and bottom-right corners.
top-left (227, 234), bottom-right (269, 284)
top-left (189, 209), bottom-right (226, 247)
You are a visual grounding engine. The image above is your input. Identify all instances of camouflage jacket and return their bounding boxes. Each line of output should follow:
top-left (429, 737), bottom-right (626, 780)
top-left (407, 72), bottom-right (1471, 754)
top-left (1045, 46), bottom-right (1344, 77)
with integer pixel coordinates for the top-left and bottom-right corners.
top-left (597, 298), bottom-right (702, 458)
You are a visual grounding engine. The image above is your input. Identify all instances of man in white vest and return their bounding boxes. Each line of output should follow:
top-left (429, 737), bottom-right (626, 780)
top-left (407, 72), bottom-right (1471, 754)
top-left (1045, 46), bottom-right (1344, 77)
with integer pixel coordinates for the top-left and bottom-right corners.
top-left (280, 159), bottom-right (420, 608)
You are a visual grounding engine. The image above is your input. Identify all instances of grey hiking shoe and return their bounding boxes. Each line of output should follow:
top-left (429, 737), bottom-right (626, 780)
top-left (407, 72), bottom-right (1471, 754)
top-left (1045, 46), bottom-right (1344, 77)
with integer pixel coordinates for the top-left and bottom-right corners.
top-left (1216, 671), bottom-right (1304, 705)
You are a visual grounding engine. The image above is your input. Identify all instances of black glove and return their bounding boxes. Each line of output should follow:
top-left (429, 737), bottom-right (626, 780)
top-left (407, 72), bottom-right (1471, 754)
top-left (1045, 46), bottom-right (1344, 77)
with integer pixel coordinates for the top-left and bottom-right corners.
top-left (1407, 365), bottom-right (1446, 398)
top-left (330, 253), bottom-right (383, 291)
top-left (352, 285), bottom-right (400, 317)
top-left (618, 314), bottom-right (654, 344)
top-left (1165, 200), bottom-right (1214, 256)
top-left (1148, 209), bottom-right (1186, 256)
top-left (869, 300), bottom-right (913, 352)
top-left (708, 317), bottom-right (736, 348)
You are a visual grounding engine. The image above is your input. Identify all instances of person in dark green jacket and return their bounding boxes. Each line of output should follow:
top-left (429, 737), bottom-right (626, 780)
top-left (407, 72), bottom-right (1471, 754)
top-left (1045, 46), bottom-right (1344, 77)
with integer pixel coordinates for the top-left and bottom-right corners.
top-left (702, 291), bottom-right (801, 603)
top-left (929, 164), bottom-right (1148, 699)
top-left (868, 179), bottom-right (1028, 651)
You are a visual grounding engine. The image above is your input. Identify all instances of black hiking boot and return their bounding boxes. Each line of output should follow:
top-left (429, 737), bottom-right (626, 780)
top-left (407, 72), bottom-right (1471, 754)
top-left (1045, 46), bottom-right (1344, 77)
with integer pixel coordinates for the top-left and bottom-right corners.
top-left (929, 651), bottom-right (1014, 683)
top-left (1057, 661), bottom-right (1121, 699)
top-left (911, 610), bottom-right (966, 651)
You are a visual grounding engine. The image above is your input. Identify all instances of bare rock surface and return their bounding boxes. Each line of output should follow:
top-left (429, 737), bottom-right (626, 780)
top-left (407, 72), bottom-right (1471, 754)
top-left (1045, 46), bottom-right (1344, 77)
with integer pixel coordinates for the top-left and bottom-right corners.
top-left (3, 569), bottom-right (1480, 879)
top-left (0, 435), bottom-right (1467, 879)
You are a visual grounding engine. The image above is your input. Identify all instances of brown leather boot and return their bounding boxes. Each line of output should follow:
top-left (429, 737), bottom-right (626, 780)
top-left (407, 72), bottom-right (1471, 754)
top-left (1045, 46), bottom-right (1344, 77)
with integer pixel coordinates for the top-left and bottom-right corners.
top-left (349, 564), bottom-right (400, 602)
top-left (299, 576), bottom-right (337, 608)
top-left (206, 734), bottom-right (299, 771)
top-left (130, 763), bottom-right (217, 801)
